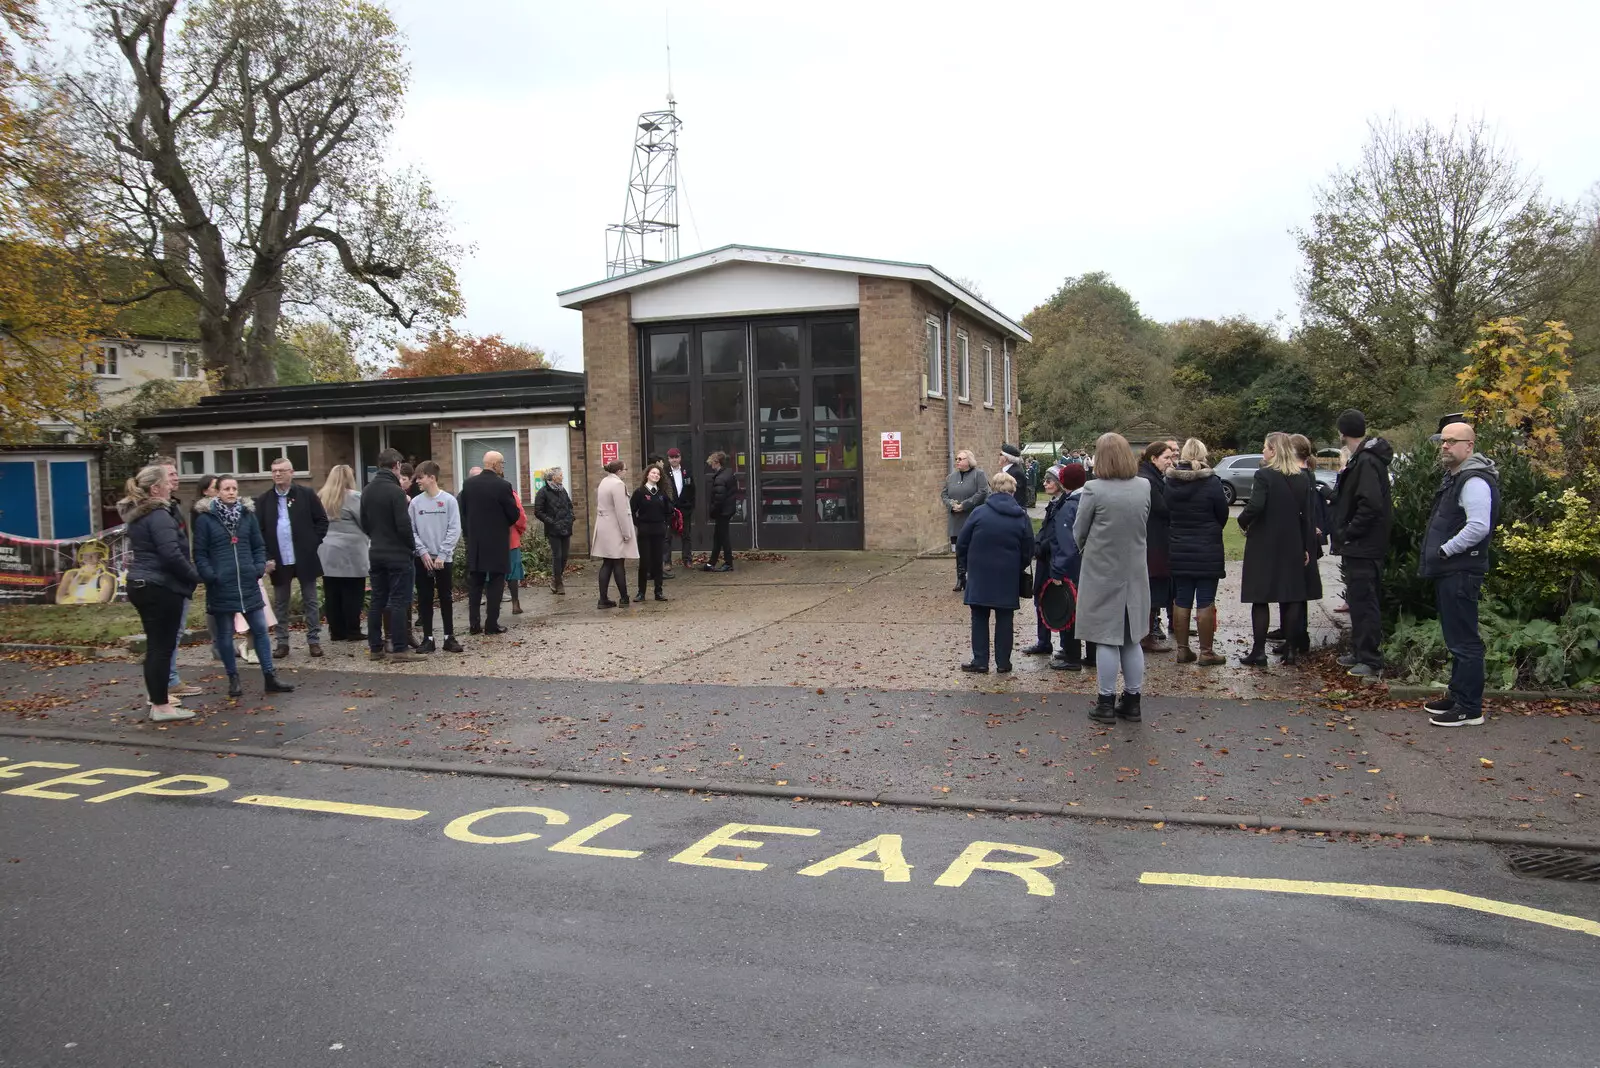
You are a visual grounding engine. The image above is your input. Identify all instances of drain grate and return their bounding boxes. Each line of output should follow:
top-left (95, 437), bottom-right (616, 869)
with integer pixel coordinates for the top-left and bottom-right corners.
top-left (1508, 851), bottom-right (1600, 882)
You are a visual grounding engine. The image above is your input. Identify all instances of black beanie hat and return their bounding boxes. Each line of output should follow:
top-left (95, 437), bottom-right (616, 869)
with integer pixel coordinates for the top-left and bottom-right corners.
top-left (1337, 409), bottom-right (1367, 438)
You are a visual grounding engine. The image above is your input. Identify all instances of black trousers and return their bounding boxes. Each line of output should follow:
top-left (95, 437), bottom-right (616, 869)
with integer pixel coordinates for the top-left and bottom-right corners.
top-left (638, 530), bottom-right (665, 593)
top-left (129, 582), bottom-right (185, 705)
top-left (598, 558), bottom-right (628, 602)
top-left (548, 535), bottom-right (570, 584)
top-left (323, 576), bottom-right (366, 640)
top-left (711, 515), bottom-right (733, 567)
top-left (368, 562), bottom-right (413, 653)
top-left (468, 570), bottom-right (506, 629)
top-left (1032, 563), bottom-right (1053, 647)
top-left (1341, 557), bottom-right (1384, 668)
top-left (677, 517), bottom-right (693, 566)
top-left (970, 606), bottom-right (1015, 670)
top-left (416, 560), bottom-right (455, 638)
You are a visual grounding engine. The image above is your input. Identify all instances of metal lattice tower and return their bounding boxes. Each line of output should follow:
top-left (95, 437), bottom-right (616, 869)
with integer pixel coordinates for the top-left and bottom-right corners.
top-left (605, 96), bottom-right (682, 277)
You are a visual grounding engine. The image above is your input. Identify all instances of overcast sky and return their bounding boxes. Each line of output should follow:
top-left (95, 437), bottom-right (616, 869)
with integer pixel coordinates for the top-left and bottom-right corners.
top-left (381, 0), bottom-right (1600, 368)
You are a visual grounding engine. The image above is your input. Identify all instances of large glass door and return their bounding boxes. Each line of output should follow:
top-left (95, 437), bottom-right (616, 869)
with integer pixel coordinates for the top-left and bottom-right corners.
top-left (754, 318), bottom-right (861, 550)
top-left (642, 313), bottom-right (860, 552)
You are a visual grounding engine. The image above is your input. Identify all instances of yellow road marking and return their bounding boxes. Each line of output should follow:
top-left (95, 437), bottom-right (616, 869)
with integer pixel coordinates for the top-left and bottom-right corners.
top-left (233, 794), bottom-right (428, 821)
top-left (1140, 872), bottom-right (1600, 938)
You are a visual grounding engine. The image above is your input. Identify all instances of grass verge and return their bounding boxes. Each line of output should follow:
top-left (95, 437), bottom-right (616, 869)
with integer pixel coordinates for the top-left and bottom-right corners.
top-left (0, 596), bottom-right (209, 646)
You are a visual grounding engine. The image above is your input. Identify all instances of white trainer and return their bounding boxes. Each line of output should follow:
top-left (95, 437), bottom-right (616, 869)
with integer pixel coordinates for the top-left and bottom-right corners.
top-left (149, 706), bottom-right (197, 723)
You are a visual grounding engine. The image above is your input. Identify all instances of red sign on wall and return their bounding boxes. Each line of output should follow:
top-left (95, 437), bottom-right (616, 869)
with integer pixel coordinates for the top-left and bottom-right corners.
top-left (601, 441), bottom-right (620, 466)
top-left (880, 432), bottom-right (902, 460)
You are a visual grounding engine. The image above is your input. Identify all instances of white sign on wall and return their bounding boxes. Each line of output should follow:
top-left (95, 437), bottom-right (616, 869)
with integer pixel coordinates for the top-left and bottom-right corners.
top-left (527, 426), bottom-right (570, 492)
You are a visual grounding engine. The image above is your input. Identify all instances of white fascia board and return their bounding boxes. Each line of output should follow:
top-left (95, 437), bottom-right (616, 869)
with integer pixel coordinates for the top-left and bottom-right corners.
top-left (558, 244), bottom-right (1032, 343)
top-left (142, 405), bottom-right (578, 434)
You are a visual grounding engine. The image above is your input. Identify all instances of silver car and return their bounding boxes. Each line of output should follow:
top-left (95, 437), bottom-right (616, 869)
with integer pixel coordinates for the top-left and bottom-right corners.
top-left (1214, 454), bottom-right (1335, 506)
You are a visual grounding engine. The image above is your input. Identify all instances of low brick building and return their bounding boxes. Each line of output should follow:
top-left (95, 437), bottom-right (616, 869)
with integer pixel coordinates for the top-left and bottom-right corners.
top-left (558, 245), bottom-right (1031, 553)
top-left (138, 369), bottom-right (589, 538)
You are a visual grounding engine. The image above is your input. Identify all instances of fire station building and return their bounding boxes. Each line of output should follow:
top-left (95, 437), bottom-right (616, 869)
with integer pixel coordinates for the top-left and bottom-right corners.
top-left (558, 245), bottom-right (1031, 554)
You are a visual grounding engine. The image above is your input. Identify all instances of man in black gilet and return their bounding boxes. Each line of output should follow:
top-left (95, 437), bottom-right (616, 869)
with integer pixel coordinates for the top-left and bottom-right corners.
top-left (1419, 421), bottom-right (1499, 727)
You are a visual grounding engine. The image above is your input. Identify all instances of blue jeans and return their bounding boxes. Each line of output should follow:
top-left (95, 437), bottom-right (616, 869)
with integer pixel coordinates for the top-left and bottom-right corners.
top-left (169, 597), bottom-right (190, 687)
top-left (1173, 577), bottom-right (1219, 610)
top-left (1436, 572), bottom-right (1485, 715)
top-left (211, 609), bottom-right (274, 676)
top-left (369, 562), bottom-right (414, 653)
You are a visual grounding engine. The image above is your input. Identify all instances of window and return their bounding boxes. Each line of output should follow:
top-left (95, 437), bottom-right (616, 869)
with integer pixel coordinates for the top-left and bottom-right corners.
top-left (956, 332), bottom-right (970, 402)
top-left (983, 345), bottom-right (994, 407)
top-left (172, 349), bottom-right (202, 379)
top-left (456, 431), bottom-right (520, 489)
top-left (195, 441), bottom-right (311, 479)
top-left (94, 345), bottom-right (119, 377)
top-left (925, 319), bottom-right (942, 396)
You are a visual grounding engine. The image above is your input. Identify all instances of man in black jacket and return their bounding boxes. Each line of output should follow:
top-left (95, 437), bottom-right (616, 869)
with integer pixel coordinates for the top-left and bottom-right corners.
top-left (703, 452), bottom-right (738, 572)
top-left (256, 455), bottom-right (330, 659)
top-left (457, 450), bottom-right (522, 634)
top-left (360, 449), bottom-right (424, 661)
top-left (1330, 409), bottom-right (1395, 678)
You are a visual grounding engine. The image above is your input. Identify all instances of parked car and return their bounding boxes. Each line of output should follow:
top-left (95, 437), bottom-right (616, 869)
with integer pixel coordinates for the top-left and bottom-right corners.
top-left (1214, 453), bottom-right (1334, 506)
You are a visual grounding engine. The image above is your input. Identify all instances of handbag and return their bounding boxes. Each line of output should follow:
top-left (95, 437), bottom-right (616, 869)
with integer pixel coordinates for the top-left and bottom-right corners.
top-left (1019, 566), bottom-right (1033, 598)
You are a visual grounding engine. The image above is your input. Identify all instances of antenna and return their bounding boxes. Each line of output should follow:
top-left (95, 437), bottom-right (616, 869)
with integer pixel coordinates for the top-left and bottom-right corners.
top-left (666, 9), bottom-right (674, 108)
top-left (605, 17), bottom-right (681, 277)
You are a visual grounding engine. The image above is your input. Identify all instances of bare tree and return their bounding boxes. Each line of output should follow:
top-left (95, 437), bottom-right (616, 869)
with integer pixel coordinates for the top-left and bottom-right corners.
top-left (1296, 115), bottom-right (1580, 369)
top-left (61, 0), bottom-right (463, 388)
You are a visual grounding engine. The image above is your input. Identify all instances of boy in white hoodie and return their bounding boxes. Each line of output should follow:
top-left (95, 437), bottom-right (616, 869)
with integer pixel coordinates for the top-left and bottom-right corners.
top-left (409, 461), bottom-right (463, 652)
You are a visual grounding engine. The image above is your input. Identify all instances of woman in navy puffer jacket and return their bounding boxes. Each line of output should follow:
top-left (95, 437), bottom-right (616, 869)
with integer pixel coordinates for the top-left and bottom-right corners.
top-left (194, 476), bottom-right (293, 698)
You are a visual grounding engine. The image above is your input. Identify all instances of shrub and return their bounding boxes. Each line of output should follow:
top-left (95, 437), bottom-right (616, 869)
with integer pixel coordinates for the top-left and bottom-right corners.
top-left (1491, 486), bottom-right (1600, 618)
top-left (1385, 602), bottom-right (1600, 691)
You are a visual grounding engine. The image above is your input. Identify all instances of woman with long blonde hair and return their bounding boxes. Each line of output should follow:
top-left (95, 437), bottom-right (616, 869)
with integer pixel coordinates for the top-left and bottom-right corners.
top-left (1236, 432), bottom-right (1315, 666)
top-left (118, 465), bottom-right (202, 722)
top-left (317, 464), bottom-right (369, 641)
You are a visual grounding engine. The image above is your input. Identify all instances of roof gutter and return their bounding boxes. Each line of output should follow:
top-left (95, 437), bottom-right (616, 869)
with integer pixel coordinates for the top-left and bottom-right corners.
top-left (139, 405), bottom-right (579, 434)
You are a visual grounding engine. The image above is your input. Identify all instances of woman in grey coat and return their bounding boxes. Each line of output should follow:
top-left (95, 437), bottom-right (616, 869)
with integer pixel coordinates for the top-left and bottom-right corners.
top-left (1073, 432), bottom-right (1152, 724)
top-left (317, 465), bottom-right (369, 642)
top-left (940, 449), bottom-right (988, 592)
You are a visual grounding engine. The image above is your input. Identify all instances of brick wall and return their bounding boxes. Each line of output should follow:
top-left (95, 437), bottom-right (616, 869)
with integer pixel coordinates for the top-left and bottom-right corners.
top-left (858, 278), bottom-right (1013, 553)
top-left (579, 292), bottom-right (638, 553)
top-left (427, 416), bottom-right (587, 540)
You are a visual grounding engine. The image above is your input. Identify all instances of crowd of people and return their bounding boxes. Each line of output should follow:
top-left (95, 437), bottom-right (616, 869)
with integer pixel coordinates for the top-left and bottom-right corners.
top-left (114, 408), bottom-right (1498, 731)
top-left (943, 407), bottom-right (1500, 728)
top-left (115, 447), bottom-right (554, 721)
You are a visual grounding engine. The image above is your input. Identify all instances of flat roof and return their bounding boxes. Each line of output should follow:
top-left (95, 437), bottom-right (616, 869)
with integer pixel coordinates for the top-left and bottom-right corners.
top-left (138, 368), bottom-right (586, 432)
top-left (558, 244), bottom-right (1031, 343)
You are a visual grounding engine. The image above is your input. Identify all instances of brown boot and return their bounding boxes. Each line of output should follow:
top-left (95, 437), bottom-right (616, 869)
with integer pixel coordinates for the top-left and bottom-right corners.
top-left (551, 575), bottom-right (565, 595)
top-left (1173, 606), bottom-right (1196, 662)
top-left (510, 580), bottom-right (523, 614)
top-left (1196, 605), bottom-right (1225, 666)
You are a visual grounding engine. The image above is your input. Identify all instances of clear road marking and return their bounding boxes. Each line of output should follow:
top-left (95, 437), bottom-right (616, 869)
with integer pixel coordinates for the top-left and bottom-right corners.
top-left (1140, 872), bottom-right (1600, 938)
top-left (233, 794), bottom-right (429, 821)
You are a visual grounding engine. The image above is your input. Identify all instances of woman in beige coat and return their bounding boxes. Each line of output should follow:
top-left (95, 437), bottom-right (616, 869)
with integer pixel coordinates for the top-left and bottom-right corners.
top-left (592, 459), bottom-right (638, 608)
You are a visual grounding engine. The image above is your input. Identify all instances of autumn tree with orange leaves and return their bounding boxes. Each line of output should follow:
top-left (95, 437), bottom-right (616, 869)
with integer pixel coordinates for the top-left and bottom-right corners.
top-left (0, 0), bottom-right (115, 441)
top-left (384, 330), bottom-right (550, 379)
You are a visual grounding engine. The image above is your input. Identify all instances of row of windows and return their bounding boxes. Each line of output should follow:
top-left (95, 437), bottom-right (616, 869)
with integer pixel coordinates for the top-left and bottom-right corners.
top-left (176, 442), bottom-right (311, 479)
top-left (94, 344), bottom-right (202, 380)
top-left (924, 321), bottom-right (1012, 411)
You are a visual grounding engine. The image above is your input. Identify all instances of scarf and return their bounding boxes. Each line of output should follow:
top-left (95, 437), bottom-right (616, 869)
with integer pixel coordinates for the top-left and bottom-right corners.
top-left (215, 498), bottom-right (244, 537)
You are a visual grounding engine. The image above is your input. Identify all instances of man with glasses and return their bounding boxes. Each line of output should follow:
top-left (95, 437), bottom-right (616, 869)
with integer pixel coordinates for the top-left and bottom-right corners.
top-left (1419, 422), bottom-right (1499, 727)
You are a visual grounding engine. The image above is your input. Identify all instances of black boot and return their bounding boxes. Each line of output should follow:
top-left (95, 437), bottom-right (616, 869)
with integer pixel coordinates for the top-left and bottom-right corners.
top-left (264, 673), bottom-right (295, 693)
top-left (654, 587), bottom-right (668, 601)
top-left (227, 674), bottom-right (243, 698)
top-left (1021, 641), bottom-right (1054, 656)
top-left (1089, 693), bottom-right (1117, 723)
top-left (1115, 691), bottom-right (1142, 722)
top-left (1239, 644), bottom-right (1269, 667)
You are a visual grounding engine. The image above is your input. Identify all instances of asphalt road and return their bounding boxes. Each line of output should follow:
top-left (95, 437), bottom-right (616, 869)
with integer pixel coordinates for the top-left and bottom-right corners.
top-left (2, 739), bottom-right (1597, 1068)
